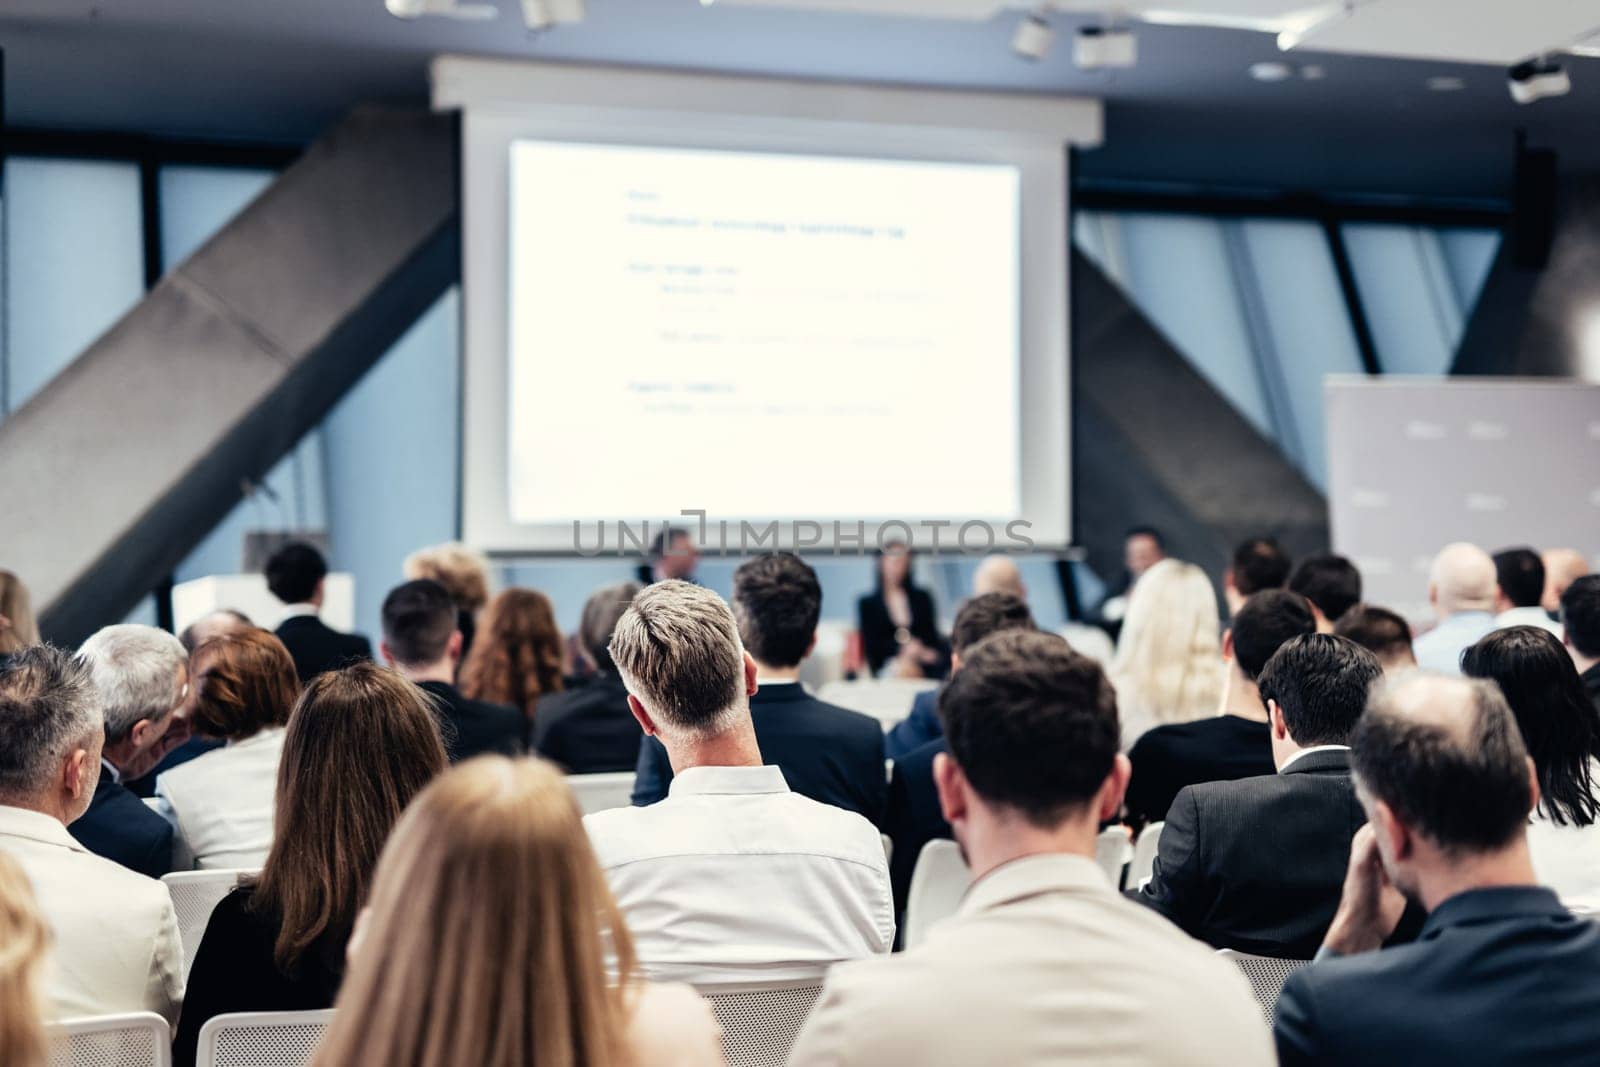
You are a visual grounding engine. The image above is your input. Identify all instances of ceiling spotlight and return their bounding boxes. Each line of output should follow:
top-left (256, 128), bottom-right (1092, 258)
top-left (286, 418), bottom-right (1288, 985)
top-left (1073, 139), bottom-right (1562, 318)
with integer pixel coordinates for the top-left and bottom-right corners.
top-left (1300, 64), bottom-right (1326, 80)
top-left (1249, 61), bottom-right (1293, 82)
top-left (1074, 25), bottom-right (1137, 70)
top-left (521, 0), bottom-right (585, 30)
top-left (385, 0), bottom-right (497, 19)
top-left (1012, 10), bottom-right (1055, 61)
top-left (1508, 57), bottom-right (1570, 105)
top-left (1426, 75), bottom-right (1466, 92)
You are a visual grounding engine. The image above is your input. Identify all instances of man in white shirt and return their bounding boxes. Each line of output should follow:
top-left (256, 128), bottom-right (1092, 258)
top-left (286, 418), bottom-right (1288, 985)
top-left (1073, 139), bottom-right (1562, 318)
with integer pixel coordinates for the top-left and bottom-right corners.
top-left (585, 579), bottom-right (892, 985)
top-left (789, 630), bottom-right (1271, 1067)
top-left (1492, 546), bottom-right (1563, 637)
top-left (1413, 542), bottom-right (1498, 674)
top-left (0, 645), bottom-right (183, 1024)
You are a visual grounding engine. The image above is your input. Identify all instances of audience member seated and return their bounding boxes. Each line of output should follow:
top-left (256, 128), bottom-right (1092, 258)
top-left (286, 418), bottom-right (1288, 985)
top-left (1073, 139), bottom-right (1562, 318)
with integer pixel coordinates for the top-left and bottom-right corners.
top-left (265, 542), bottom-right (371, 683)
top-left (1110, 558), bottom-right (1224, 747)
top-left (884, 594), bottom-right (1036, 917)
top-left (459, 587), bottom-right (566, 725)
top-left (69, 625), bottom-right (191, 877)
top-left (1412, 542), bottom-right (1497, 674)
top-left (857, 541), bottom-right (947, 679)
top-left (1098, 525), bottom-right (1168, 627)
top-left (1333, 604), bottom-right (1417, 675)
top-left (636, 525), bottom-right (702, 587)
top-left (972, 553), bottom-right (1026, 599)
top-left (403, 541), bottom-right (493, 658)
top-left (1288, 554), bottom-right (1362, 633)
top-left (0, 569), bottom-right (39, 666)
top-left (156, 630), bottom-right (298, 869)
top-left (1223, 536), bottom-right (1292, 617)
top-left (1136, 634), bottom-right (1389, 957)
top-left (0, 851), bottom-right (50, 1067)
top-left (1565, 575), bottom-right (1600, 706)
top-left (885, 592), bottom-right (1034, 760)
top-left (381, 580), bottom-right (524, 762)
top-left (534, 583), bottom-right (647, 773)
top-left (1125, 590), bottom-right (1315, 826)
top-left (1462, 626), bottom-right (1600, 910)
top-left (313, 757), bottom-right (723, 1067)
top-left (1275, 674), bottom-right (1600, 1067)
top-left (1543, 547), bottom-right (1591, 616)
top-left (1492, 546), bottom-right (1561, 636)
top-left (589, 580), bottom-right (891, 984)
top-left (175, 664), bottom-right (446, 1067)
top-left (128, 610), bottom-right (253, 798)
top-left (788, 631), bottom-right (1271, 1067)
top-left (634, 555), bottom-right (888, 824)
top-left (0, 646), bottom-right (182, 1023)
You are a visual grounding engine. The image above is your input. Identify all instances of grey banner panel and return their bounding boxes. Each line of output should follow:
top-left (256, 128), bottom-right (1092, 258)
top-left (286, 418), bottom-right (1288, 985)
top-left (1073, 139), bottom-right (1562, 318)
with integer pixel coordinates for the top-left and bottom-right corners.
top-left (0, 108), bottom-right (459, 646)
top-left (1326, 378), bottom-right (1600, 624)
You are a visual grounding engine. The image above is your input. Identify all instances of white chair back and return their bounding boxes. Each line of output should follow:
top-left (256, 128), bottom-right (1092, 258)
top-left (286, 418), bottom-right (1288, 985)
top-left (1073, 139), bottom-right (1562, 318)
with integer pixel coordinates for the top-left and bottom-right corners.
top-left (1094, 826), bottom-right (1132, 889)
top-left (194, 1010), bottom-right (334, 1067)
top-left (902, 838), bottom-right (971, 949)
top-left (161, 869), bottom-right (255, 979)
top-left (566, 771), bottom-right (637, 815)
top-left (698, 979), bottom-right (824, 1067)
top-left (815, 678), bottom-right (937, 727)
top-left (50, 1012), bottom-right (171, 1067)
top-left (1217, 949), bottom-right (1310, 1023)
top-left (1129, 820), bottom-right (1164, 890)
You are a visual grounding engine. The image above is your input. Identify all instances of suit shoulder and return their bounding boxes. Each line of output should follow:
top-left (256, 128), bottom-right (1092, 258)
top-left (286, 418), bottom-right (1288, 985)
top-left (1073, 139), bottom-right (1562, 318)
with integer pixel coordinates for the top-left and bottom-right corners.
top-left (810, 698), bottom-right (884, 736)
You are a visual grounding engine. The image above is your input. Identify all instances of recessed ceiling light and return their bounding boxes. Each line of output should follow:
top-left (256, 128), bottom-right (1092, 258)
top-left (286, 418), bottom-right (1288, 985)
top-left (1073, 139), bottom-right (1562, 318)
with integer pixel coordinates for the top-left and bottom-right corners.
top-left (1301, 64), bottom-right (1326, 80)
top-left (1250, 61), bottom-right (1293, 82)
top-left (1427, 75), bottom-right (1466, 92)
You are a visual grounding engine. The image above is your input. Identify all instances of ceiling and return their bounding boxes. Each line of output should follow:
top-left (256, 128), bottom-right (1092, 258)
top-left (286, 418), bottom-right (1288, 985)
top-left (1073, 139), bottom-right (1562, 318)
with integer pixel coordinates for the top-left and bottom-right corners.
top-left (3, 0), bottom-right (1599, 202)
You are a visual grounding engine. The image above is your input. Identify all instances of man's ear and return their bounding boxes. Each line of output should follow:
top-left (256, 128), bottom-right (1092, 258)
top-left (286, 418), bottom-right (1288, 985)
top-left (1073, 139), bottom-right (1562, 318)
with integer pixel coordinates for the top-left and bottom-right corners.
top-left (933, 751), bottom-right (969, 829)
top-left (1098, 753), bottom-right (1132, 823)
top-left (378, 639), bottom-right (397, 668)
top-left (128, 717), bottom-right (157, 751)
top-left (1371, 799), bottom-right (1411, 863)
top-left (1223, 568), bottom-right (1237, 594)
top-left (446, 630), bottom-right (464, 663)
top-left (1428, 582), bottom-right (1439, 608)
top-left (1221, 628), bottom-right (1235, 662)
top-left (1526, 756), bottom-right (1541, 816)
top-left (63, 747), bottom-right (93, 801)
top-left (743, 651), bottom-right (759, 697)
top-left (950, 651), bottom-right (963, 674)
top-left (1269, 699), bottom-right (1289, 741)
top-left (626, 694), bottom-right (659, 738)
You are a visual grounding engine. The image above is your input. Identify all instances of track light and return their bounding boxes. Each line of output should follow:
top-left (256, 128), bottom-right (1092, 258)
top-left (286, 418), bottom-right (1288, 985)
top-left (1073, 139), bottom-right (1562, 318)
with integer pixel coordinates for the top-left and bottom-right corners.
top-left (1074, 25), bottom-right (1137, 70)
top-left (384, 0), bottom-right (497, 19)
top-left (521, 0), bottom-right (585, 30)
top-left (1011, 10), bottom-right (1055, 60)
top-left (1508, 57), bottom-right (1571, 104)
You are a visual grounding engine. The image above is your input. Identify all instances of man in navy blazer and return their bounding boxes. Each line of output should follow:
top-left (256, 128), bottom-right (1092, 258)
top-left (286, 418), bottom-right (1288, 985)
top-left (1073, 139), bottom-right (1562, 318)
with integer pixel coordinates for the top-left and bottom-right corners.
top-left (1275, 672), bottom-right (1600, 1066)
top-left (631, 553), bottom-right (885, 826)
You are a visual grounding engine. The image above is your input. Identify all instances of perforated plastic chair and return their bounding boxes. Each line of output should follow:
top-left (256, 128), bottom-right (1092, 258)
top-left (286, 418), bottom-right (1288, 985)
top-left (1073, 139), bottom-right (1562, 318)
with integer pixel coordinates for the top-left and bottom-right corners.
top-left (697, 979), bottom-right (824, 1067)
top-left (902, 838), bottom-right (971, 949)
top-left (194, 1010), bottom-right (334, 1067)
top-left (1217, 949), bottom-right (1310, 1023)
top-left (1094, 826), bottom-right (1132, 888)
top-left (162, 869), bottom-right (255, 979)
top-left (566, 771), bottom-right (637, 815)
top-left (49, 1012), bottom-right (171, 1067)
top-left (1128, 820), bottom-right (1164, 891)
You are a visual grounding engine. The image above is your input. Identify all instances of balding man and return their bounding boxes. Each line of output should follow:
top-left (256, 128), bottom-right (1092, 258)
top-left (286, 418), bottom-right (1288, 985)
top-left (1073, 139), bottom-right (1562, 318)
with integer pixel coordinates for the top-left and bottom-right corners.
top-left (972, 555), bottom-right (1026, 600)
top-left (1543, 548), bottom-right (1591, 615)
top-left (1411, 543), bottom-right (1497, 675)
top-left (1275, 673), bottom-right (1600, 1066)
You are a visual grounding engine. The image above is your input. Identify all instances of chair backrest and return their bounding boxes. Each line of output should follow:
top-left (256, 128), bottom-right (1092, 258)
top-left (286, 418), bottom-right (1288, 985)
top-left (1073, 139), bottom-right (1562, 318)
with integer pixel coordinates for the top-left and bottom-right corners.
top-left (1094, 826), bottom-right (1132, 889)
top-left (566, 771), bottom-right (637, 815)
top-left (161, 868), bottom-right (256, 979)
top-left (815, 678), bottom-right (938, 726)
top-left (903, 838), bottom-right (971, 949)
top-left (1217, 949), bottom-right (1310, 1024)
top-left (49, 1013), bottom-right (171, 1067)
top-left (698, 979), bottom-right (824, 1067)
top-left (195, 1010), bottom-right (334, 1067)
top-left (1129, 820), bottom-right (1164, 890)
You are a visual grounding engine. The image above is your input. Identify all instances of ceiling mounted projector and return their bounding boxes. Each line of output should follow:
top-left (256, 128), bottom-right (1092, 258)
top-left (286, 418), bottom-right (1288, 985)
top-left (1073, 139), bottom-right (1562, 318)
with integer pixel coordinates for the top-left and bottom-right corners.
top-left (385, 0), bottom-right (499, 19)
top-left (1074, 25), bottom-right (1137, 70)
top-left (1508, 57), bottom-right (1570, 104)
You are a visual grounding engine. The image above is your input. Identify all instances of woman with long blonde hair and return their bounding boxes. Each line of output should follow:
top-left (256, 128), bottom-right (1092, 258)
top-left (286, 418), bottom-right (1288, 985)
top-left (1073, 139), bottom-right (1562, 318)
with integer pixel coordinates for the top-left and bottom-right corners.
top-left (459, 588), bottom-right (566, 722)
top-left (1110, 558), bottom-right (1224, 748)
top-left (0, 570), bottom-right (40, 658)
top-left (0, 852), bottom-right (51, 1067)
top-left (314, 757), bottom-right (721, 1067)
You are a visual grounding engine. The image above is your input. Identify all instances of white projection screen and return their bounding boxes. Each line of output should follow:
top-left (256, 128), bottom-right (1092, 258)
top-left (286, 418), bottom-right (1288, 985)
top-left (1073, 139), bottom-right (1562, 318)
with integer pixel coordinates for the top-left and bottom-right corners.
top-left (435, 57), bottom-right (1102, 553)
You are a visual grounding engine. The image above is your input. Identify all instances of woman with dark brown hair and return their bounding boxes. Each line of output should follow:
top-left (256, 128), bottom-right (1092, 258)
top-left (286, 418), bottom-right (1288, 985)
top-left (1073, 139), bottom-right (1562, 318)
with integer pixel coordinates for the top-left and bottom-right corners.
top-left (459, 588), bottom-right (566, 723)
top-left (172, 662), bottom-right (447, 1067)
top-left (155, 629), bottom-right (301, 869)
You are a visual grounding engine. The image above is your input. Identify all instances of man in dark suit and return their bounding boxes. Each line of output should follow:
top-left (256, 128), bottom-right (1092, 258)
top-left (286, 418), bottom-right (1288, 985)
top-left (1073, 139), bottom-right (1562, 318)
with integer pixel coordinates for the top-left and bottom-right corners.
top-left (266, 541), bottom-right (371, 683)
top-left (1135, 634), bottom-right (1386, 957)
top-left (534, 581), bottom-right (646, 773)
top-left (1125, 590), bottom-right (1315, 826)
top-left (380, 579), bottom-right (524, 763)
top-left (632, 552), bottom-right (885, 826)
top-left (70, 624), bottom-right (195, 878)
top-left (885, 593), bottom-right (1037, 918)
top-left (1562, 575), bottom-right (1600, 708)
top-left (1275, 672), bottom-right (1600, 1066)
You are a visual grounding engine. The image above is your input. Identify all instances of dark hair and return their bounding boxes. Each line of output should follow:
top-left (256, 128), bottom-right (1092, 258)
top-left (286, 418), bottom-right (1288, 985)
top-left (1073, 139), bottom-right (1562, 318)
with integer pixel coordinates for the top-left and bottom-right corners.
top-left (1230, 590), bottom-right (1316, 681)
top-left (252, 663), bottom-right (447, 972)
top-left (1561, 575), bottom-right (1600, 660)
top-left (951, 593), bottom-right (1034, 656)
top-left (190, 630), bottom-right (301, 740)
top-left (1352, 677), bottom-right (1532, 854)
top-left (1462, 626), bottom-right (1600, 827)
top-left (578, 583), bottom-right (641, 674)
top-left (264, 542), bottom-right (328, 605)
top-left (873, 541), bottom-right (912, 592)
top-left (1492, 547), bottom-right (1545, 609)
top-left (1126, 526), bottom-right (1165, 550)
top-left (1288, 554), bottom-right (1362, 622)
top-left (648, 527), bottom-right (690, 561)
top-left (938, 630), bottom-right (1119, 827)
top-left (382, 580), bottom-right (458, 667)
top-left (1231, 537), bottom-right (1292, 597)
top-left (1334, 604), bottom-right (1414, 663)
top-left (732, 554), bottom-right (821, 669)
top-left (1257, 633), bottom-right (1382, 746)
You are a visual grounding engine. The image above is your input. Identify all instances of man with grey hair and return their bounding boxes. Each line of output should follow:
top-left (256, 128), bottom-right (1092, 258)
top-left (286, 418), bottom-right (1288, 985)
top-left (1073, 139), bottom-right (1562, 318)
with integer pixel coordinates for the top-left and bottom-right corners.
top-left (585, 580), bottom-right (893, 985)
top-left (1412, 542), bottom-right (1498, 675)
top-left (69, 624), bottom-right (192, 876)
top-left (0, 645), bottom-right (184, 1023)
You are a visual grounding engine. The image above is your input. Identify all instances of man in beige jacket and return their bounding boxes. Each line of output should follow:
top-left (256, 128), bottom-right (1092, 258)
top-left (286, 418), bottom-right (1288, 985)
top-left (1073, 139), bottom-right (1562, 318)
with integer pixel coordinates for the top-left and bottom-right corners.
top-left (788, 630), bottom-right (1272, 1067)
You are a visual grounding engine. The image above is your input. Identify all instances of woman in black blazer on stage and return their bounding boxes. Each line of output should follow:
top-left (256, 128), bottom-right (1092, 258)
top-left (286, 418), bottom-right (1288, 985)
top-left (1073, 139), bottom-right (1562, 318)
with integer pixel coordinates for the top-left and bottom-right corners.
top-left (857, 542), bottom-right (948, 679)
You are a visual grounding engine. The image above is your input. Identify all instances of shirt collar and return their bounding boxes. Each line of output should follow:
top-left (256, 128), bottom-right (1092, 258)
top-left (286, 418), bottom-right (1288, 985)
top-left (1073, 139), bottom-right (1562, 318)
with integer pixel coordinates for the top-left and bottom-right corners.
top-left (100, 758), bottom-right (122, 785)
top-left (1280, 744), bottom-right (1351, 773)
top-left (0, 805), bottom-right (88, 854)
top-left (959, 853), bottom-right (1110, 916)
top-left (279, 603), bottom-right (319, 623)
top-left (667, 764), bottom-right (791, 798)
top-left (1421, 885), bottom-right (1568, 939)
